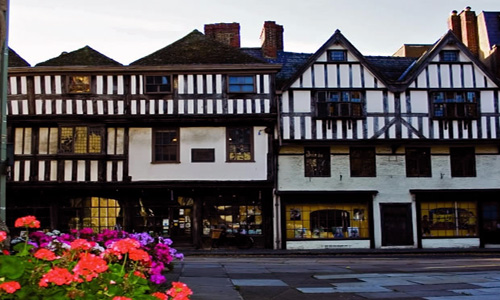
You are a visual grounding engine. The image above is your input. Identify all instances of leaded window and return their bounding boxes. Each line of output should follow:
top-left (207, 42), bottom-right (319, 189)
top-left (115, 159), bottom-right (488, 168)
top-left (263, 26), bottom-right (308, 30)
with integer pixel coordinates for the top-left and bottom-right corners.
top-left (59, 126), bottom-right (103, 154)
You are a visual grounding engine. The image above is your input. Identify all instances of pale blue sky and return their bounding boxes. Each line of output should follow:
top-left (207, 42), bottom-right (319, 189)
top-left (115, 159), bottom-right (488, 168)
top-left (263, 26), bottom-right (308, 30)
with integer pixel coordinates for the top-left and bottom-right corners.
top-left (8, 0), bottom-right (500, 65)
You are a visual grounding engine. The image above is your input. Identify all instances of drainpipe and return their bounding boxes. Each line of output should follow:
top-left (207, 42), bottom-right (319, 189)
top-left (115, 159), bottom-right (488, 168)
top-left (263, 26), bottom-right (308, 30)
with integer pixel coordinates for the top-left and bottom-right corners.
top-left (0, 0), bottom-right (9, 222)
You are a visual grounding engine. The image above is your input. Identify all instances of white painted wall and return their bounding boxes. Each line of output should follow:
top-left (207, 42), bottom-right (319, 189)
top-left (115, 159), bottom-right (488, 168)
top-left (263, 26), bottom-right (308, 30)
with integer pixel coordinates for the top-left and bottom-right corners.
top-left (129, 126), bottom-right (269, 181)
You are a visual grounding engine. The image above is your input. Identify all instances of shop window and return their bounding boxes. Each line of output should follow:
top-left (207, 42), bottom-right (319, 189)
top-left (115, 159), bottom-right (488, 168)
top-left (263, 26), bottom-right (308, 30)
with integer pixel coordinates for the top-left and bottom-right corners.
top-left (68, 75), bottom-right (91, 94)
top-left (315, 91), bottom-right (364, 119)
top-left (431, 91), bottom-right (478, 119)
top-left (153, 128), bottom-right (179, 163)
top-left (145, 75), bottom-right (172, 94)
top-left (65, 197), bottom-right (121, 232)
top-left (420, 201), bottom-right (477, 237)
top-left (406, 147), bottom-right (431, 177)
top-left (304, 147), bottom-right (330, 177)
top-left (202, 203), bottom-right (262, 236)
top-left (227, 127), bottom-right (253, 161)
top-left (228, 75), bottom-right (255, 93)
top-left (286, 204), bottom-right (369, 239)
top-left (450, 147), bottom-right (476, 177)
top-left (350, 147), bottom-right (376, 177)
top-left (59, 126), bottom-right (104, 154)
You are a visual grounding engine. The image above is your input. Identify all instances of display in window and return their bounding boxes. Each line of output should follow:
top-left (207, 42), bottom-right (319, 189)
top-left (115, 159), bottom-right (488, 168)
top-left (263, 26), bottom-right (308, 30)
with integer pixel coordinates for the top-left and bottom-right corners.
top-left (286, 203), bottom-right (369, 240)
top-left (202, 203), bottom-right (263, 236)
top-left (420, 201), bottom-right (477, 237)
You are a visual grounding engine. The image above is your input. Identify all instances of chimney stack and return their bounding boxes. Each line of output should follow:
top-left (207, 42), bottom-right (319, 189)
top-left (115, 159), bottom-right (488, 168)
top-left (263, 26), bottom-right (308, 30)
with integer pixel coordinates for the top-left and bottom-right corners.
top-left (260, 21), bottom-right (284, 59)
top-left (460, 6), bottom-right (479, 57)
top-left (448, 10), bottom-right (462, 41)
top-left (204, 23), bottom-right (241, 48)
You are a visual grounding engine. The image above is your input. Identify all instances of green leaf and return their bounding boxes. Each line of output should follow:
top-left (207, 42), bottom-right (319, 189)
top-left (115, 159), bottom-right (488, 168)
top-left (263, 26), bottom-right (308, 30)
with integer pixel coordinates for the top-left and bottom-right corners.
top-left (0, 255), bottom-right (26, 279)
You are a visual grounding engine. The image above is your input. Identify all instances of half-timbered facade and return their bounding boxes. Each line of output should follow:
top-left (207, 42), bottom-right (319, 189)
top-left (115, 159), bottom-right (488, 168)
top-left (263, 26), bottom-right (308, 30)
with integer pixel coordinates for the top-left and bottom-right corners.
top-left (277, 30), bottom-right (500, 250)
top-left (6, 31), bottom-right (280, 249)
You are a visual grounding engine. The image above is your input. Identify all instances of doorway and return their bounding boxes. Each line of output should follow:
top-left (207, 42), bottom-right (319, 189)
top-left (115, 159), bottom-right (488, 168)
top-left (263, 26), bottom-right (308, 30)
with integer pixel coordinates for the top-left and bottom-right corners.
top-left (381, 204), bottom-right (414, 246)
top-left (481, 201), bottom-right (500, 247)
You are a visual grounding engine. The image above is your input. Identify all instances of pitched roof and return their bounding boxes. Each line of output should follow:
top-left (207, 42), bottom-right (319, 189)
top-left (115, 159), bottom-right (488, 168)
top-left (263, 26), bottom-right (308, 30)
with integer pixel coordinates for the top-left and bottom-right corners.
top-left (280, 30), bottom-right (391, 90)
top-left (365, 56), bottom-right (417, 82)
top-left (241, 48), bottom-right (312, 88)
top-left (35, 46), bottom-right (122, 67)
top-left (398, 30), bottom-right (500, 88)
top-left (482, 11), bottom-right (500, 48)
top-left (130, 30), bottom-right (266, 66)
top-left (8, 48), bottom-right (30, 67)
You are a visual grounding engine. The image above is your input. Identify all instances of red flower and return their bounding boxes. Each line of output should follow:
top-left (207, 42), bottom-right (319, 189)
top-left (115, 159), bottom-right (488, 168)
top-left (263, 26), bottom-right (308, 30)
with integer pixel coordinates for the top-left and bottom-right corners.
top-left (39, 267), bottom-right (74, 287)
top-left (72, 253), bottom-right (108, 282)
top-left (70, 239), bottom-right (96, 251)
top-left (2, 249), bottom-right (9, 255)
top-left (109, 238), bottom-right (140, 254)
top-left (128, 248), bottom-right (150, 262)
top-left (133, 270), bottom-right (146, 279)
top-left (0, 231), bottom-right (6, 242)
top-left (152, 291), bottom-right (169, 300)
top-left (14, 216), bottom-right (40, 228)
top-left (0, 281), bottom-right (21, 294)
top-left (34, 248), bottom-right (59, 261)
top-left (112, 297), bottom-right (132, 300)
top-left (166, 282), bottom-right (193, 300)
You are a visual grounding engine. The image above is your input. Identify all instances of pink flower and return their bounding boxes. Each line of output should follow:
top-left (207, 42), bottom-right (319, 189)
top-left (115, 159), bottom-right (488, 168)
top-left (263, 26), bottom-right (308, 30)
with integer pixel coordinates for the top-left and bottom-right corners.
top-left (152, 291), bottom-right (169, 300)
top-left (0, 281), bottom-right (21, 294)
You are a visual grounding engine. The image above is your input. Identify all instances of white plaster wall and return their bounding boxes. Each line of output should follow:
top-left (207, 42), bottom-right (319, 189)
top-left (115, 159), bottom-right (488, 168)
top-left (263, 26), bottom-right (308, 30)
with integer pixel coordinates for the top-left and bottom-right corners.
top-left (129, 126), bottom-right (269, 181)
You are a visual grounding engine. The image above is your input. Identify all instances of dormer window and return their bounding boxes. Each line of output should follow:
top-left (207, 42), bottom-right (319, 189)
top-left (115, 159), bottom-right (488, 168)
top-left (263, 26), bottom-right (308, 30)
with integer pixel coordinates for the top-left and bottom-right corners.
top-left (228, 76), bottom-right (255, 93)
top-left (68, 76), bottom-right (91, 94)
top-left (328, 50), bottom-right (347, 62)
top-left (439, 50), bottom-right (459, 62)
top-left (145, 75), bottom-right (172, 94)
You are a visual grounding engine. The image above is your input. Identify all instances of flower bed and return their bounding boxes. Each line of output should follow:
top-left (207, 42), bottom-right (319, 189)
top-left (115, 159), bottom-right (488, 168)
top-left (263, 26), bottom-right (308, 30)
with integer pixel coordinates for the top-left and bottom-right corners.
top-left (0, 216), bottom-right (192, 299)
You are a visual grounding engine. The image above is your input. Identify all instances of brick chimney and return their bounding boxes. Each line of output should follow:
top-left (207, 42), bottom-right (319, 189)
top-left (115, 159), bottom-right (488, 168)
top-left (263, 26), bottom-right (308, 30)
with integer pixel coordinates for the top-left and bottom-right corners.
top-left (448, 10), bottom-right (462, 41)
top-left (204, 23), bottom-right (240, 48)
top-left (460, 6), bottom-right (479, 57)
top-left (260, 21), bottom-right (283, 59)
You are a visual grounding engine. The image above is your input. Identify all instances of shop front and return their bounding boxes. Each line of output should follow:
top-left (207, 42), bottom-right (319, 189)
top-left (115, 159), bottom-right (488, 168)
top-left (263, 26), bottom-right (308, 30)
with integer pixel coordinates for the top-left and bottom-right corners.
top-left (414, 190), bottom-right (500, 249)
top-left (280, 192), bottom-right (375, 250)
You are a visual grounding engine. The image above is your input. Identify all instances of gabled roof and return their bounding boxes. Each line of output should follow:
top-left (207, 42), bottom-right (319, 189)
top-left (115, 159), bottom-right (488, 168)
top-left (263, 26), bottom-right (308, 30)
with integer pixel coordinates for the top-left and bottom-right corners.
top-left (281, 30), bottom-right (391, 90)
top-left (482, 11), bottom-right (500, 49)
top-left (398, 30), bottom-right (500, 88)
top-left (130, 30), bottom-right (266, 66)
top-left (241, 48), bottom-right (312, 88)
top-left (8, 48), bottom-right (30, 67)
top-left (35, 46), bottom-right (122, 67)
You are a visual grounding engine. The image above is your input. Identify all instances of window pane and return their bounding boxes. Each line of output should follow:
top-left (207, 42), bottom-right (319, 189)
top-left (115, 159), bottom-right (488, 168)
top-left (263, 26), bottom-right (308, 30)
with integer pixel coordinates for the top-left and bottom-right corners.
top-left (286, 203), bottom-right (369, 239)
top-left (68, 76), bottom-right (91, 93)
top-left (228, 76), bottom-right (255, 93)
top-left (305, 147), bottom-right (331, 177)
top-left (228, 127), bottom-right (252, 161)
top-left (406, 147), bottom-right (431, 177)
top-left (420, 201), bottom-right (477, 237)
top-left (350, 147), bottom-right (375, 177)
top-left (154, 129), bottom-right (178, 162)
top-left (73, 127), bottom-right (88, 153)
top-left (60, 127), bottom-right (74, 153)
top-left (145, 76), bottom-right (171, 94)
top-left (450, 147), bottom-right (476, 177)
top-left (329, 50), bottom-right (347, 61)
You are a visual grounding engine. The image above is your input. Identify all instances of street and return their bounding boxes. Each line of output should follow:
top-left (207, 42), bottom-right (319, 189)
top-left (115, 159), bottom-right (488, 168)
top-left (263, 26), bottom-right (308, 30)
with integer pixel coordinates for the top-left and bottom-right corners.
top-left (165, 253), bottom-right (500, 300)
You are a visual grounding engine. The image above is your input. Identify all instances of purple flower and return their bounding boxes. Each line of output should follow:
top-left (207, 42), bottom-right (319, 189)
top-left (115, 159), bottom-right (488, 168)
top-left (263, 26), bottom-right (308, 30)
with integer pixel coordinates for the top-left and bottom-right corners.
top-left (158, 237), bottom-right (173, 245)
top-left (130, 232), bottom-right (154, 247)
top-left (150, 274), bottom-right (166, 285)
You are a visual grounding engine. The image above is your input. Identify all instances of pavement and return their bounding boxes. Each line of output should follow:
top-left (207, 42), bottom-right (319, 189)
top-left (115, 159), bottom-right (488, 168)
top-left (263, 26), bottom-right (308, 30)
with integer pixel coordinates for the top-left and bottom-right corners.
top-left (165, 248), bottom-right (500, 300)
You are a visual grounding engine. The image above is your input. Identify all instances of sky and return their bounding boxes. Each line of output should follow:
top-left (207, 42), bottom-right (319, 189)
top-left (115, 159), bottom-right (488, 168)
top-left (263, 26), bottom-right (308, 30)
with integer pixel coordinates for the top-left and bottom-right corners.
top-left (7, 0), bottom-right (500, 66)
